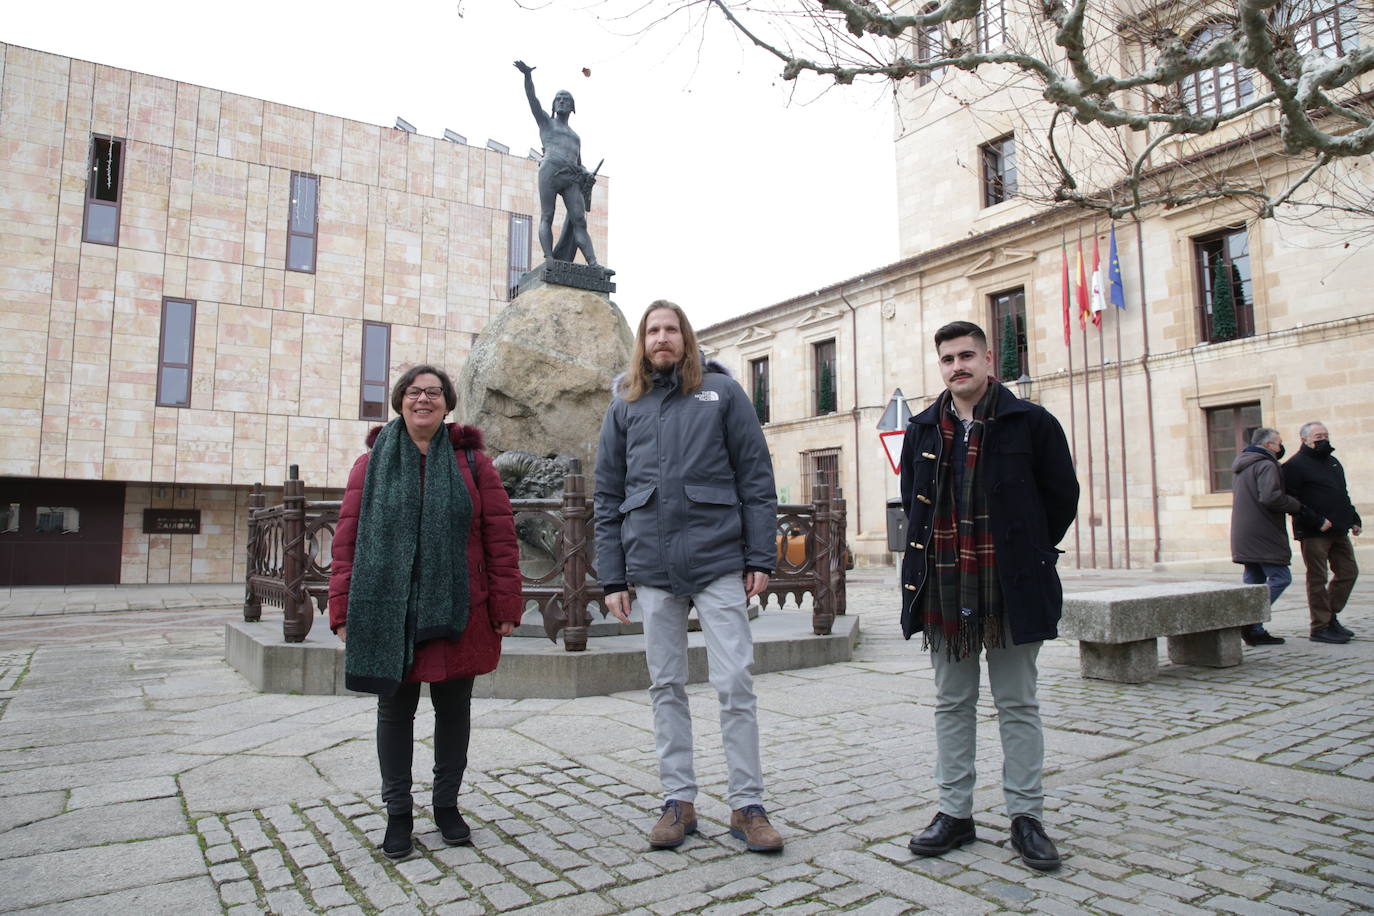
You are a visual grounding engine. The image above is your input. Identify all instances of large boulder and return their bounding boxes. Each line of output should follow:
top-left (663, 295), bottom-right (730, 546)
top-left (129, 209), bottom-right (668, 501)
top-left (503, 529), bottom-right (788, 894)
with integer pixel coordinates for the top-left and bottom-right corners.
top-left (457, 284), bottom-right (632, 461)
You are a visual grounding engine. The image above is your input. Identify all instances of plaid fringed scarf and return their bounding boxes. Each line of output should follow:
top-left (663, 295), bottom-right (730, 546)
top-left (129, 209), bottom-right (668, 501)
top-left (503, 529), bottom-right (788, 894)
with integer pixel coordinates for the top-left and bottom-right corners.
top-left (922, 382), bottom-right (1004, 661)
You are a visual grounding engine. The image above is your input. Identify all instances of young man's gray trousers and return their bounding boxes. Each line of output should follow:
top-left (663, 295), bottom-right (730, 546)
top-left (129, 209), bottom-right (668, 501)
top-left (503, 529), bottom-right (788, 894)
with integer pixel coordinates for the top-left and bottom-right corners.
top-left (930, 630), bottom-right (1044, 821)
top-left (637, 572), bottom-right (765, 810)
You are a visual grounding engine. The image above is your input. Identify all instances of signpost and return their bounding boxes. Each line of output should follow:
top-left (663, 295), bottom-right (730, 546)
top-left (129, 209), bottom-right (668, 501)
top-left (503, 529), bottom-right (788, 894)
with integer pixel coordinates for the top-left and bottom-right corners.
top-left (875, 388), bottom-right (913, 475)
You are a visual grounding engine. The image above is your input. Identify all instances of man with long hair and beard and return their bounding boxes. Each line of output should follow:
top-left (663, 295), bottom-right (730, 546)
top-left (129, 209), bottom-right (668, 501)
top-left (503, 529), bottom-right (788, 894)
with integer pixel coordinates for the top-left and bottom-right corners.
top-left (594, 300), bottom-right (783, 853)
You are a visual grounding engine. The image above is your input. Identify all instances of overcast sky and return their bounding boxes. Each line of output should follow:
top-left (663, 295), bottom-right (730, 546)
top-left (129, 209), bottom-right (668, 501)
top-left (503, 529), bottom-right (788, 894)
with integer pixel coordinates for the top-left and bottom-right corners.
top-left (5, 0), bottom-right (898, 330)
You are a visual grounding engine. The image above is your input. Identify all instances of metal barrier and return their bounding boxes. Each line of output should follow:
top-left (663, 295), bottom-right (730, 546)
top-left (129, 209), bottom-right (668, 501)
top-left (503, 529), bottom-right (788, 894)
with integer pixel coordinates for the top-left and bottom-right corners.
top-left (244, 461), bottom-right (847, 646)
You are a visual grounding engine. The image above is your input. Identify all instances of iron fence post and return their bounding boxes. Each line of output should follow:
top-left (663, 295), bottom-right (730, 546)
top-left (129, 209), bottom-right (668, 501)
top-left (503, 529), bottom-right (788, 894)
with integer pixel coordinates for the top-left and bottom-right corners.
top-left (811, 480), bottom-right (835, 635)
top-left (560, 459), bottom-right (590, 652)
top-left (282, 469), bottom-right (311, 643)
top-left (244, 482), bottom-right (264, 622)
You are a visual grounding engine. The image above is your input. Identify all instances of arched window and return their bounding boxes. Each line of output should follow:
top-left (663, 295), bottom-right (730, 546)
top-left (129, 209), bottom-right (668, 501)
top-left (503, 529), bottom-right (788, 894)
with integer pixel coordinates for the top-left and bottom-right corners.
top-left (1181, 25), bottom-right (1254, 116)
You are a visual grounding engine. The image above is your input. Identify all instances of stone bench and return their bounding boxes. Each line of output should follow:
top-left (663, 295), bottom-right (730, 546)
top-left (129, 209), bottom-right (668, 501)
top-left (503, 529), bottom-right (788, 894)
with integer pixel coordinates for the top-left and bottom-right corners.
top-left (1059, 581), bottom-right (1269, 683)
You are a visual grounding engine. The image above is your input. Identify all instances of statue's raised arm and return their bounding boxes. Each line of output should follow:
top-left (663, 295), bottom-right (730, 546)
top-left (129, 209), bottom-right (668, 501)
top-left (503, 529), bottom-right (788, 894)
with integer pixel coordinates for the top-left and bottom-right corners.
top-left (514, 60), bottom-right (549, 129)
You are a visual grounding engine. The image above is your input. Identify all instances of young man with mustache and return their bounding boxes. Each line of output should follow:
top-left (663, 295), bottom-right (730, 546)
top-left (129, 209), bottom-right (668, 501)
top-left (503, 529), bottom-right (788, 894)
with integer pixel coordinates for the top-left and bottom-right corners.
top-left (594, 300), bottom-right (783, 853)
top-left (899, 321), bottom-right (1078, 871)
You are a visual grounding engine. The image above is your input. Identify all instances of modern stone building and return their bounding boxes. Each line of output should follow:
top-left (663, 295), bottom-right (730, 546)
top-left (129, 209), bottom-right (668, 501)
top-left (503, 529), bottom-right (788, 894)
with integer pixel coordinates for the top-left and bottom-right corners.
top-left (699, 6), bottom-right (1371, 570)
top-left (0, 42), bottom-right (609, 586)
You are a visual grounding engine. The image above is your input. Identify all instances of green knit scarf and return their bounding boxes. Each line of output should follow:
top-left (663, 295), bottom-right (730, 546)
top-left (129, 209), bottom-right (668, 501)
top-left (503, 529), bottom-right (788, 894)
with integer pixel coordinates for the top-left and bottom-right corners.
top-left (345, 418), bottom-right (472, 695)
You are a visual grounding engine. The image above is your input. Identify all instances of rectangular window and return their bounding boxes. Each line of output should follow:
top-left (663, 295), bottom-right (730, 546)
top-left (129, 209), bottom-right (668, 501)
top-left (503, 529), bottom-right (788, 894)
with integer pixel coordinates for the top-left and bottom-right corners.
top-left (360, 321), bottom-right (391, 421)
top-left (977, 0), bottom-right (1006, 51)
top-left (156, 298), bottom-right (196, 407)
top-left (286, 172), bottom-right (319, 273)
top-left (34, 507), bottom-right (80, 535)
top-left (801, 447), bottom-right (842, 504)
top-left (749, 357), bottom-right (770, 425)
top-left (83, 135), bottom-right (125, 245)
top-left (990, 287), bottom-right (1028, 380)
top-left (1290, 0), bottom-right (1359, 56)
top-left (0, 503), bottom-right (18, 533)
top-left (980, 134), bottom-right (1017, 207)
top-left (915, 6), bottom-right (946, 87)
top-left (507, 213), bottom-right (533, 300)
top-left (1194, 226), bottom-right (1254, 343)
top-left (812, 339), bottom-right (837, 415)
top-left (1206, 402), bottom-right (1262, 492)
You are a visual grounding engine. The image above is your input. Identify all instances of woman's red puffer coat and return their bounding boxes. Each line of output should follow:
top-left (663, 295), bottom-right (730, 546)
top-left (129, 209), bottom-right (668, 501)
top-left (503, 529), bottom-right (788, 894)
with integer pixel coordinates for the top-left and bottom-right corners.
top-left (328, 423), bottom-right (523, 681)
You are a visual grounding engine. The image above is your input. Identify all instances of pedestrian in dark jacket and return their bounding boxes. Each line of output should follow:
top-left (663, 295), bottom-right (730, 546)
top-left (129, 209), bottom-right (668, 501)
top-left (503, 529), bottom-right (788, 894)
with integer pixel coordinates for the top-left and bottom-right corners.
top-left (900, 321), bottom-right (1078, 872)
top-left (594, 300), bottom-right (783, 854)
top-left (329, 364), bottom-right (522, 859)
top-left (1229, 427), bottom-right (1320, 646)
top-left (1283, 421), bottom-right (1361, 644)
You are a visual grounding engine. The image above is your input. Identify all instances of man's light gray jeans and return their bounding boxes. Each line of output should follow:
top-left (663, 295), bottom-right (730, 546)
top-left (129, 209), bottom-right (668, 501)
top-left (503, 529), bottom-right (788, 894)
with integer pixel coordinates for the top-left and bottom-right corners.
top-left (930, 626), bottom-right (1044, 821)
top-left (637, 572), bottom-right (764, 810)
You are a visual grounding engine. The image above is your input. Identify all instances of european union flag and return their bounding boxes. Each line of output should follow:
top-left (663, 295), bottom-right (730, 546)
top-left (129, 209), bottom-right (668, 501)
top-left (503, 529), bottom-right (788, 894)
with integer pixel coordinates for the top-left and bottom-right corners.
top-left (1108, 224), bottom-right (1126, 309)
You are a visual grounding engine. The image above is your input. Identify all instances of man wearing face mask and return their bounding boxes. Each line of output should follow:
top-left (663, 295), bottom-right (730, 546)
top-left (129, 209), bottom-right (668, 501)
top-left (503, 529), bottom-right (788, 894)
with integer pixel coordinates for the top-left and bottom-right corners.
top-left (1283, 422), bottom-right (1362, 644)
top-left (1229, 427), bottom-right (1325, 646)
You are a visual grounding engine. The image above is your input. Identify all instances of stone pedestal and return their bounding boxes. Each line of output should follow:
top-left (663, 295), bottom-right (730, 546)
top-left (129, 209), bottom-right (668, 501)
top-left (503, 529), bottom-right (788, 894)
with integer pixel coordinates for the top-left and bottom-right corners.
top-left (1167, 629), bottom-right (1243, 668)
top-left (1079, 640), bottom-right (1158, 683)
top-left (224, 612), bottom-right (859, 699)
top-left (457, 279), bottom-right (631, 461)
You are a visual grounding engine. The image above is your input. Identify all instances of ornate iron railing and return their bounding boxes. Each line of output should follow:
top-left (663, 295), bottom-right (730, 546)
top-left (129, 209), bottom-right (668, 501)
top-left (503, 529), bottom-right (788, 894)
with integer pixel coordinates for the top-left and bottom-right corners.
top-left (244, 461), bottom-right (846, 646)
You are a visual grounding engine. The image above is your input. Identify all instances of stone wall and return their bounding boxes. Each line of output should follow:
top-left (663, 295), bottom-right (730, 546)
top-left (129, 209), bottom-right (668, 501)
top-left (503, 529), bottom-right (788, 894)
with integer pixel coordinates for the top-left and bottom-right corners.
top-left (0, 42), bottom-right (610, 494)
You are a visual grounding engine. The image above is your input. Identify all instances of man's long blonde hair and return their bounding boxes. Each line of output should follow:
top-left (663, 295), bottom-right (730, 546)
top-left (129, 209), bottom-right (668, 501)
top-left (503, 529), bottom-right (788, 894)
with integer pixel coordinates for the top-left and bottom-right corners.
top-left (621, 300), bottom-right (702, 402)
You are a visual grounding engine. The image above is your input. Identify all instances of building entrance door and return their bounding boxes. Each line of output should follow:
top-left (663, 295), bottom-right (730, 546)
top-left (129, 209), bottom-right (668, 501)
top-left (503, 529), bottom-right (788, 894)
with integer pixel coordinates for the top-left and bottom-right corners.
top-left (0, 479), bottom-right (125, 586)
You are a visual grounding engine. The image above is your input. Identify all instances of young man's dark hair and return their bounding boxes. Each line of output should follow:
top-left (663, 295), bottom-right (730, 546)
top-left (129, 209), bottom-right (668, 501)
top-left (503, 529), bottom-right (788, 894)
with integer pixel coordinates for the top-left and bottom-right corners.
top-left (933, 320), bottom-right (987, 349)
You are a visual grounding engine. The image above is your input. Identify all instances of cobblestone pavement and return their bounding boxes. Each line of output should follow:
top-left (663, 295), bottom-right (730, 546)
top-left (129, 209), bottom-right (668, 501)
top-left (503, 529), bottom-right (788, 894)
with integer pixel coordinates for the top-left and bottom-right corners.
top-left (0, 569), bottom-right (1371, 914)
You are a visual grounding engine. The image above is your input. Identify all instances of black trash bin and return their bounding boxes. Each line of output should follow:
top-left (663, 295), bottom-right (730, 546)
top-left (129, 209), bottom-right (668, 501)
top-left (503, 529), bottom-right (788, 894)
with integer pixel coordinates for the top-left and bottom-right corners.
top-left (885, 497), bottom-right (907, 552)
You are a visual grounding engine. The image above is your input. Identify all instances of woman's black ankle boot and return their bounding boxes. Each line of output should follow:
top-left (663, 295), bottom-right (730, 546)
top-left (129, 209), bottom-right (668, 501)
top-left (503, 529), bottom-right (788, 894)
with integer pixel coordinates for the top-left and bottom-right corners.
top-left (382, 813), bottom-right (414, 858)
top-left (434, 806), bottom-right (472, 845)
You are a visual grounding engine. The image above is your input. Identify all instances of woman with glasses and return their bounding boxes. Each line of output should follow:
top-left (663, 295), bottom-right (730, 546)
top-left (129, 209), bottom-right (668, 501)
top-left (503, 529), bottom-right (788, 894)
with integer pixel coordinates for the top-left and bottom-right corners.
top-left (328, 364), bottom-right (522, 858)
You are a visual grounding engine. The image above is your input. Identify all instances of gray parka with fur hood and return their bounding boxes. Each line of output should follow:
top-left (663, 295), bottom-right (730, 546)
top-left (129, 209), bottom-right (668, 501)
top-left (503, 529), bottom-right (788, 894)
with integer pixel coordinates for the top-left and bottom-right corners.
top-left (594, 355), bottom-right (777, 597)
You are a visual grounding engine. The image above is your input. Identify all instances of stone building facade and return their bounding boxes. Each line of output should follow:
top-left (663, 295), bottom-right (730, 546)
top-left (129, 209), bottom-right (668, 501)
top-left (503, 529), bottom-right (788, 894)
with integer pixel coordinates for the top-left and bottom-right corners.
top-left (699, 13), bottom-right (1371, 570)
top-left (0, 43), bottom-right (609, 585)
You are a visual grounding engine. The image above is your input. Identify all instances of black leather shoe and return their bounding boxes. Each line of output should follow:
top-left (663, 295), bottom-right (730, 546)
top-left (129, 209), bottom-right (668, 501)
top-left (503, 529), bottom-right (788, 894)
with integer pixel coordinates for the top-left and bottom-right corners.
top-left (382, 813), bottom-right (414, 859)
top-left (1310, 627), bottom-right (1352, 644)
top-left (434, 806), bottom-right (472, 845)
top-left (908, 812), bottom-right (976, 857)
top-left (1242, 629), bottom-right (1285, 646)
top-left (1009, 816), bottom-right (1061, 871)
top-left (1329, 617), bottom-right (1355, 638)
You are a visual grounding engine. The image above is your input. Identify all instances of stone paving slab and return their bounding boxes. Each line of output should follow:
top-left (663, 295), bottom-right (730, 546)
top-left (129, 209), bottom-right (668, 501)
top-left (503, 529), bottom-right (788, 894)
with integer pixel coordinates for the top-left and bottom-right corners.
top-left (0, 569), bottom-right (1370, 914)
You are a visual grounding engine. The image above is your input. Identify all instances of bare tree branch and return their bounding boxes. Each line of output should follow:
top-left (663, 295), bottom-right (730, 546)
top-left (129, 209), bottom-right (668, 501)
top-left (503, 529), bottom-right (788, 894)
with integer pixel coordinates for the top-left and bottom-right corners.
top-left (657, 0), bottom-right (1374, 227)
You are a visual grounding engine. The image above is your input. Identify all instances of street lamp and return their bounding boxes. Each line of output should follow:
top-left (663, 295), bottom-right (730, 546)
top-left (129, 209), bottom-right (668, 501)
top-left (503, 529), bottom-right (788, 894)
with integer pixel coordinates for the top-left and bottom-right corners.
top-left (1015, 373), bottom-right (1034, 401)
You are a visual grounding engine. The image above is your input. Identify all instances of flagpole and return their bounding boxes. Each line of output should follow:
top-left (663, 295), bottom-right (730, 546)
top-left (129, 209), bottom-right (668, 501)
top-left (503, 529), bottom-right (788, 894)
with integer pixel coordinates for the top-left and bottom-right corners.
top-left (1113, 225), bottom-right (1131, 568)
top-left (1078, 225), bottom-right (1097, 569)
top-left (1062, 231), bottom-right (1081, 568)
top-left (1095, 224), bottom-right (1114, 569)
top-left (1134, 218), bottom-right (1163, 565)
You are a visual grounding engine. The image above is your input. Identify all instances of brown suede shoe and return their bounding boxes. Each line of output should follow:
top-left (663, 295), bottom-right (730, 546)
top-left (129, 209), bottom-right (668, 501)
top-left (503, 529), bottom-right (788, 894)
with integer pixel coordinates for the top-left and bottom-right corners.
top-left (649, 800), bottom-right (697, 849)
top-left (730, 804), bottom-right (784, 853)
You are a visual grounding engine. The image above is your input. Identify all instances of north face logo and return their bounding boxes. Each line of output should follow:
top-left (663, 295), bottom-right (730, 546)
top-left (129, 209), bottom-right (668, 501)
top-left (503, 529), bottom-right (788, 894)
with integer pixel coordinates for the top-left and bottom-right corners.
top-left (694, 391), bottom-right (719, 402)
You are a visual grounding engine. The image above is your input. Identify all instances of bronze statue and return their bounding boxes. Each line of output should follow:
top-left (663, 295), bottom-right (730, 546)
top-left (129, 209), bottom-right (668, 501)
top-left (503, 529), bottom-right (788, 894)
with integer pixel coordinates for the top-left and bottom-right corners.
top-left (514, 61), bottom-right (603, 267)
